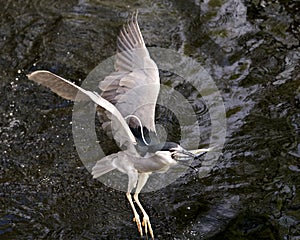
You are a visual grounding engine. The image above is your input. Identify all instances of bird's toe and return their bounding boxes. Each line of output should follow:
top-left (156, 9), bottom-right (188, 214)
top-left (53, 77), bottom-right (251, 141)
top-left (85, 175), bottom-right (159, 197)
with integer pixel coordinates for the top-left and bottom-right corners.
top-left (133, 215), bottom-right (143, 236)
top-left (142, 216), bottom-right (154, 239)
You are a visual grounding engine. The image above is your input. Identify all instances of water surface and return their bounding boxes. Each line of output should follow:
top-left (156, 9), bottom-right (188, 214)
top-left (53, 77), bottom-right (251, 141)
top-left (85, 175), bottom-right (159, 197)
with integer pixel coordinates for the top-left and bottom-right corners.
top-left (1, 0), bottom-right (299, 239)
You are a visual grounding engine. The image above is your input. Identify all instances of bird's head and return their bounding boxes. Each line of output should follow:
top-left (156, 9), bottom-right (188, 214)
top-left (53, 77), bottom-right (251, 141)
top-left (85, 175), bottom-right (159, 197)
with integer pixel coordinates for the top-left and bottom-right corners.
top-left (140, 141), bottom-right (209, 162)
top-left (160, 142), bottom-right (196, 161)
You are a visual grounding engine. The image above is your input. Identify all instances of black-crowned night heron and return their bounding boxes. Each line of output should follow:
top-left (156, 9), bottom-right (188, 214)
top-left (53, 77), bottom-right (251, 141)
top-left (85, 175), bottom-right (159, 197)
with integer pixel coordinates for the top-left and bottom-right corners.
top-left (27, 12), bottom-right (210, 239)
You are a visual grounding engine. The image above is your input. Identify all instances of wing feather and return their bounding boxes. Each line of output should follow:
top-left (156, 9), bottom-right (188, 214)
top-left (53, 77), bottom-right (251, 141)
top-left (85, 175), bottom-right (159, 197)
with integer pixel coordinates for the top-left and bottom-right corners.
top-left (27, 12), bottom-right (159, 147)
top-left (27, 70), bottom-right (87, 101)
top-left (100, 12), bottom-right (160, 134)
top-left (27, 70), bottom-right (137, 148)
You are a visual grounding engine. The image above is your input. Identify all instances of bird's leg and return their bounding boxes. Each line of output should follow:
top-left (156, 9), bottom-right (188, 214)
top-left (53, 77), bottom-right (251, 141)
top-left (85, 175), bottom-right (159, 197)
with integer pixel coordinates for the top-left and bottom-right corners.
top-left (126, 192), bottom-right (143, 236)
top-left (134, 173), bottom-right (154, 239)
top-left (133, 194), bottom-right (153, 238)
top-left (126, 168), bottom-right (143, 236)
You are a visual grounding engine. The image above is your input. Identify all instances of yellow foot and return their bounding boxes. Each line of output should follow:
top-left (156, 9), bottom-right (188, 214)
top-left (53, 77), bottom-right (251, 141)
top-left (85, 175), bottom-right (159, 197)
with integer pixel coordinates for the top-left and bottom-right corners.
top-left (142, 216), bottom-right (154, 239)
top-left (133, 216), bottom-right (143, 236)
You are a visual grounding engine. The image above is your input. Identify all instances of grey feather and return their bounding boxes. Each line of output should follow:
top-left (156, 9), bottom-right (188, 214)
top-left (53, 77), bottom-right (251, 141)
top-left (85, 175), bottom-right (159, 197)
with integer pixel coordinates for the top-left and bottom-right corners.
top-left (99, 14), bottom-right (160, 133)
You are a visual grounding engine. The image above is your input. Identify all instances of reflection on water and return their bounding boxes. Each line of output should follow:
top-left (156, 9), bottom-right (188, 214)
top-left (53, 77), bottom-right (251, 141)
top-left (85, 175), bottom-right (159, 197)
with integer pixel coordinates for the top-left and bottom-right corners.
top-left (1, 0), bottom-right (299, 239)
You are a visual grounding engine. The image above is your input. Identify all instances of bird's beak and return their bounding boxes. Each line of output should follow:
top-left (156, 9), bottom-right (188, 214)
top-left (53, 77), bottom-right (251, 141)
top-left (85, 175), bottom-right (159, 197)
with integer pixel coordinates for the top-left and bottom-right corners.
top-left (173, 148), bottom-right (197, 161)
top-left (189, 147), bottom-right (214, 159)
top-left (175, 147), bottom-right (214, 161)
top-left (179, 149), bottom-right (197, 158)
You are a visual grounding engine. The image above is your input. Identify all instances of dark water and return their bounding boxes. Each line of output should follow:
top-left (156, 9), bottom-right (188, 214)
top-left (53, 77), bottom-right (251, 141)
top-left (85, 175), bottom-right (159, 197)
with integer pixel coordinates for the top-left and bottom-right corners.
top-left (1, 0), bottom-right (299, 239)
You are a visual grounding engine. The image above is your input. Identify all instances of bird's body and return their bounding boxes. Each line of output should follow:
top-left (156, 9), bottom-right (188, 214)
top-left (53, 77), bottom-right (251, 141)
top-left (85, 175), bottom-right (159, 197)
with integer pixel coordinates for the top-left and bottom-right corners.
top-left (27, 11), bottom-right (211, 239)
top-left (93, 149), bottom-right (177, 176)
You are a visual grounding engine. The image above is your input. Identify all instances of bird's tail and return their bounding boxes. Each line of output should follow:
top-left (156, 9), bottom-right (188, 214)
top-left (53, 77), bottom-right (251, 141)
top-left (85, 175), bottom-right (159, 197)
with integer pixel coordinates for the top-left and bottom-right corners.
top-left (92, 154), bottom-right (118, 178)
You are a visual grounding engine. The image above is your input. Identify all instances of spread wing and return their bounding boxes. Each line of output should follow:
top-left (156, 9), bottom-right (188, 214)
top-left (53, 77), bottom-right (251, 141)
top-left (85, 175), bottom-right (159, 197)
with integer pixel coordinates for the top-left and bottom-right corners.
top-left (27, 70), bottom-right (137, 148)
top-left (27, 70), bottom-right (86, 101)
top-left (27, 12), bottom-right (159, 147)
top-left (99, 12), bottom-right (160, 136)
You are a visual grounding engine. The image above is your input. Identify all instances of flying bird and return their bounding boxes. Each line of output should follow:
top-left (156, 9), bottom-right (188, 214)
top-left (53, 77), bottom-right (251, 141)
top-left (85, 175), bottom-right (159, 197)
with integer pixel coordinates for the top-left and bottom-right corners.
top-left (27, 11), bottom-right (210, 239)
